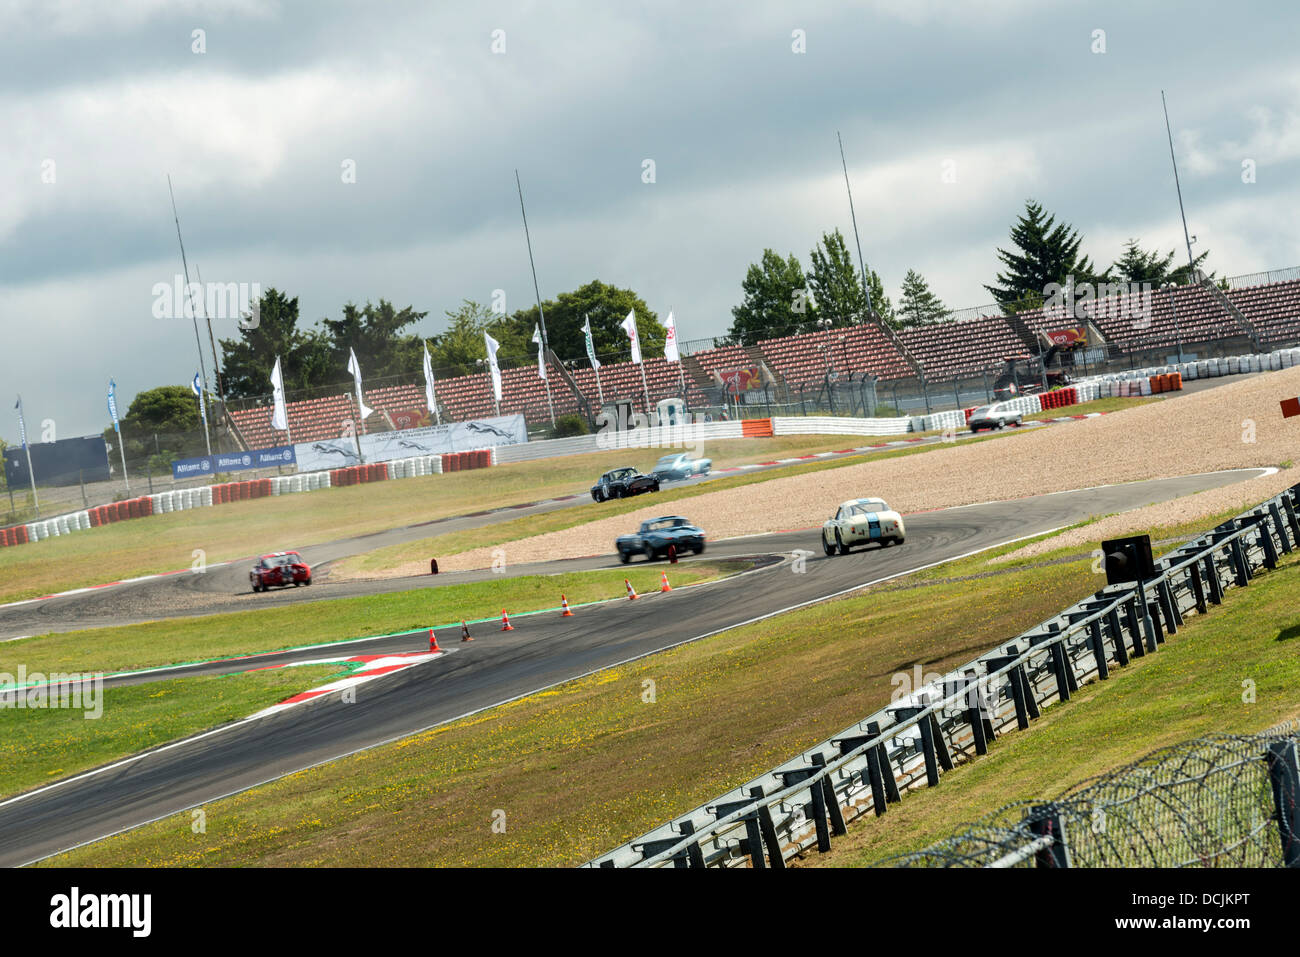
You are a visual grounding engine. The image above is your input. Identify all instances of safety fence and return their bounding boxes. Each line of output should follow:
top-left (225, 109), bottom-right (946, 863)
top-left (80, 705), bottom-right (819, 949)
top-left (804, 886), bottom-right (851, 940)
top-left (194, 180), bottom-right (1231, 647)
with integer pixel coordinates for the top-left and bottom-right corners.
top-left (586, 481), bottom-right (1300, 868)
top-left (882, 723), bottom-right (1299, 867)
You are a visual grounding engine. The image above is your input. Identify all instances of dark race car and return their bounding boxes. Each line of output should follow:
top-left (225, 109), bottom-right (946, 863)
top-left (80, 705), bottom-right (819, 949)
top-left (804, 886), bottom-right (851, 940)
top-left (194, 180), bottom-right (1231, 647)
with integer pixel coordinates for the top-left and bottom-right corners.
top-left (591, 466), bottom-right (660, 502)
top-left (250, 551), bottom-right (312, 592)
top-left (615, 516), bottom-right (705, 563)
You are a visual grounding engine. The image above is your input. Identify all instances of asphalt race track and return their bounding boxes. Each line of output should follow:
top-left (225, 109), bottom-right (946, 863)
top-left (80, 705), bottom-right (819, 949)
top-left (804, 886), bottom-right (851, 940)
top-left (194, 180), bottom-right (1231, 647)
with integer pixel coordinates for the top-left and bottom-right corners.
top-left (0, 467), bottom-right (1269, 866)
top-left (0, 426), bottom-right (1054, 637)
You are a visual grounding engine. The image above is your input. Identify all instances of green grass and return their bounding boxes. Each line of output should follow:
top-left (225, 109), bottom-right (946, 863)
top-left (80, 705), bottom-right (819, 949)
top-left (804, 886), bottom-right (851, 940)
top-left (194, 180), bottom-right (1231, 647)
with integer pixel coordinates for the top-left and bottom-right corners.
top-left (0, 436), bottom-right (860, 605)
top-left (0, 561), bottom-right (750, 678)
top-left (45, 503), bottom-right (1293, 868)
top-left (42, 516), bottom-right (1122, 866)
top-left (805, 558), bottom-right (1300, 867)
top-left (0, 665), bottom-right (340, 803)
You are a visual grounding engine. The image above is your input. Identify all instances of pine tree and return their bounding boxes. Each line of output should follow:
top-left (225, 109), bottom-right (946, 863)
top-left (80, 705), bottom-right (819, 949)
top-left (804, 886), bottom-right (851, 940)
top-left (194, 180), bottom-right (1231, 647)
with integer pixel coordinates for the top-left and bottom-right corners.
top-left (896, 269), bottom-right (948, 327)
top-left (1111, 238), bottom-right (1210, 285)
top-left (985, 200), bottom-right (1104, 310)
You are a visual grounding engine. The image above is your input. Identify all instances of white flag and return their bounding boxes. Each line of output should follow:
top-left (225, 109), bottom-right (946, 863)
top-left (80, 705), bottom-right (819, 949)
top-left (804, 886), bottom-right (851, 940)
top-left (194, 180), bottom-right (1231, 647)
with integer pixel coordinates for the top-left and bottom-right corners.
top-left (582, 316), bottom-right (601, 370)
top-left (269, 356), bottom-right (288, 431)
top-left (422, 342), bottom-right (439, 423)
top-left (484, 331), bottom-right (503, 402)
top-left (663, 311), bottom-right (680, 363)
top-left (532, 324), bottom-right (547, 381)
top-left (347, 347), bottom-right (373, 419)
top-left (621, 310), bottom-right (641, 364)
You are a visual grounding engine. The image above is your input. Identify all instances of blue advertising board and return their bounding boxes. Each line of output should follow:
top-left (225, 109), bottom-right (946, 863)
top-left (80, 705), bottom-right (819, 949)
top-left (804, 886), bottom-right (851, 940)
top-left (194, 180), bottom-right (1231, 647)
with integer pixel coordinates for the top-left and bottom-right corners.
top-left (171, 445), bottom-right (296, 479)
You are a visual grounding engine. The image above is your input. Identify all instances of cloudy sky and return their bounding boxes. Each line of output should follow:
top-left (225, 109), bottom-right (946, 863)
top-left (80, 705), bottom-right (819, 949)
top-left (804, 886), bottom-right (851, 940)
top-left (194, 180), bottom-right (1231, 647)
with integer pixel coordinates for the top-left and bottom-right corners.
top-left (3, 0), bottom-right (1298, 439)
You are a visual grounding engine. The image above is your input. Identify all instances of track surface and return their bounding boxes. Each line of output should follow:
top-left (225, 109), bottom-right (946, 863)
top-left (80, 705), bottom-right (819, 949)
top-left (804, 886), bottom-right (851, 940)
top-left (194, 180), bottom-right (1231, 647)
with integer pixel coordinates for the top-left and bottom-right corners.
top-left (0, 426), bottom-right (1054, 637)
top-left (0, 468), bottom-right (1266, 866)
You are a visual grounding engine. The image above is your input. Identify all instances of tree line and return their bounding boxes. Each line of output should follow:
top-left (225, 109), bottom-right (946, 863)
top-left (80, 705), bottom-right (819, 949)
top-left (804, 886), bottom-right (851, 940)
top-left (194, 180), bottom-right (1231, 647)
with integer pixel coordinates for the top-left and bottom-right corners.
top-left (725, 199), bottom-right (1213, 343)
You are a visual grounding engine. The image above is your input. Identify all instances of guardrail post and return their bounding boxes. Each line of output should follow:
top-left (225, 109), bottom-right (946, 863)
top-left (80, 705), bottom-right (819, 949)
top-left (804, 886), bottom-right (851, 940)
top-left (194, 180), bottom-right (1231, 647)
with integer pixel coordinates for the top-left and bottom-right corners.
top-left (1123, 596), bottom-right (1147, 658)
top-left (1030, 632), bottom-right (1074, 702)
top-left (678, 820), bottom-right (706, 868)
top-left (1258, 514), bottom-right (1279, 570)
top-left (1269, 501), bottom-right (1291, 553)
top-left (1156, 578), bottom-right (1182, 632)
top-left (1106, 606), bottom-right (1129, 666)
top-left (987, 655), bottom-right (1030, 730)
top-left (1189, 560), bottom-right (1208, 614)
top-left (750, 786), bottom-right (786, 869)
top-left (1230, 536), bottom-right (1250, 587)
top-left (865, 721), bottom-right (902, 807)
top-left (713, 796), bottom-right (768, 869)
top-left (1027, 804), bottom-right (1072, 868)
top-left (810, 753), bottom-right (848, 836)
top-left (1282, 493), bottom-right (1300, 546)
top-left (1266, 741), bottom-right (1300, 868)
top-left (1203, 553), bottom-right (1224, 605)
top-left (892, 706), bottom-right (940, 786)
top-left (1087, 619), bottom-right (1109, 680)
top-left (962, 670), bottom-right (995, 754)
top-left (780, 768), bottom-right (831, 852)
top-left (1146, 599), bottom-right (1164, 646)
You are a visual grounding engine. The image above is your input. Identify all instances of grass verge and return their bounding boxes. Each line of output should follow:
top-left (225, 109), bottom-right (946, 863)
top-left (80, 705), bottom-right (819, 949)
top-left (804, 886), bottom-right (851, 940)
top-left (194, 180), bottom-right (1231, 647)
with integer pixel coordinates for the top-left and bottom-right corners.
top-left (41, 513), bottom-right (1196, 867)
top-left (0, 665), bottom-right (340, 803)
top-left (0, 561), bottom-right (750, 677)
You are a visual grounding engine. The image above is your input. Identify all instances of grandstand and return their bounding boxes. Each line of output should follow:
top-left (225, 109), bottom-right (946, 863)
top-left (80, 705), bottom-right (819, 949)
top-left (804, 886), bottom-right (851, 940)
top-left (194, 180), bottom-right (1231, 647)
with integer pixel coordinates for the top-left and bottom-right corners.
top-left (226, 268), bottom-right (1300, 442)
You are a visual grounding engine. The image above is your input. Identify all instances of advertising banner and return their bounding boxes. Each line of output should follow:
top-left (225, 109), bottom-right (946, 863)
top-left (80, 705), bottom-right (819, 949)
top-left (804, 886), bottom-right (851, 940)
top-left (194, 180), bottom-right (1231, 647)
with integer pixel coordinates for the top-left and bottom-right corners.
top-left (1044, 326), bottom-right (1088, 347)
top-left (716, 367), bottom-right (764, 393)
top-left (292, 414), bottom-right (527, 473)
top-left (171, 445), bottom-right (297, 479)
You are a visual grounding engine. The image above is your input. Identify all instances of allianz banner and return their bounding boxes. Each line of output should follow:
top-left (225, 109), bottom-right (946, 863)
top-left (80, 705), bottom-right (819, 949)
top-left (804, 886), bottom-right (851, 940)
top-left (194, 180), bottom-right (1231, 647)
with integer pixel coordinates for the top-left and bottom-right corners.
top-left (171, 445), bottom-right (297, 479)
top-left (292, 414), bottom-right (527, 473)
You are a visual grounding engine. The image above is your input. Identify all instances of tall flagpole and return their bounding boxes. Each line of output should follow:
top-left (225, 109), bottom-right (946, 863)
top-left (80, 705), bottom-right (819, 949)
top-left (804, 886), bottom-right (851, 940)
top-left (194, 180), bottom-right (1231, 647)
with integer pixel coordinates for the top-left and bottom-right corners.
top-left (1161, 91), bottom-right (1198, 281)
top-left (168, 176), bottom-right (214, 453)
top-left (16, 396), bottom-right (39, 514)
top-left (515, 170), bottom-right (556, 426)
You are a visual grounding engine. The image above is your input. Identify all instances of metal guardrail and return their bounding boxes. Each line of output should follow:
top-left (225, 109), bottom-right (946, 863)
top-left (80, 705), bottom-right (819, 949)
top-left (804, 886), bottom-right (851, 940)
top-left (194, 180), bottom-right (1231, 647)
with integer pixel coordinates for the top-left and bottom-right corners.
top-left (586, 480), bottom-right (1300, 868)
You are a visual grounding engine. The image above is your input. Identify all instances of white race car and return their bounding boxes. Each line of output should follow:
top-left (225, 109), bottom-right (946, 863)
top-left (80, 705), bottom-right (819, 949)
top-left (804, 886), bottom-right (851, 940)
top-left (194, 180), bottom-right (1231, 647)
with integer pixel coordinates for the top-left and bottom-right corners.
top-left (821, 498), bottom-right (906, 555)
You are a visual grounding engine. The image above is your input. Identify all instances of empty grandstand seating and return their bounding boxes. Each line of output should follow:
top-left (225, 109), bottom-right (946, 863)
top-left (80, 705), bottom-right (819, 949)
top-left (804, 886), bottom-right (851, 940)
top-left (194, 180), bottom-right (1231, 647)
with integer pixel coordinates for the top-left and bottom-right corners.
top-left (224, 273), bottom-right (1300, 438)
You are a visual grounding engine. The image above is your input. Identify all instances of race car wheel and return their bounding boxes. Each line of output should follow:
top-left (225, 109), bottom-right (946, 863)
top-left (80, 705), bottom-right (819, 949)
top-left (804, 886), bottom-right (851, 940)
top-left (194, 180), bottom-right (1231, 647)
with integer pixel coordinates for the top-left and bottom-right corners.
top-left (251, 582), bottom-right (259, 593)
top-left (695, 541), bottom-right (705, 554)
top-left (896, 537), bottom-right (905, 546)
top-left (619, 550), bottom-right (630, 564)
top-left (822, 532), bottom-right (836, 556)
top-left (652, 482), bottom-right (660, 492)
top-left (304, 577), bottom-right (312, 585)
top-left (836, 529), bottom-right (850, 555)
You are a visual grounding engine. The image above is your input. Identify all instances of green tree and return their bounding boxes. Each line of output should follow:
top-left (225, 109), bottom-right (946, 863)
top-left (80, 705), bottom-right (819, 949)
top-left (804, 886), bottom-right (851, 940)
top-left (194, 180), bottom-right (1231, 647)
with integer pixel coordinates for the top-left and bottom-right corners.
top-left (507, 280), bottom-right (664, 364)
top-left (321, 299), bottom-right (428, 379)
top-left (808, 229), bottom-right (867, 328)
top-left (426, 300), bottom-right (502, 377)
top-left (1111, 238), bottom-right (1210, 286)
top-left (102, 385), bottom-right (206, 470)
top-left (985, 200), bottom-right (1105, 310)
top-left (896, 269), bottom-right (948, 327)
top-left (218, 288), bottom-right (331, 398)
top-left (728, 249), bottom-right (815, 343)
top-left (863, 267), bottom-right (897, 329)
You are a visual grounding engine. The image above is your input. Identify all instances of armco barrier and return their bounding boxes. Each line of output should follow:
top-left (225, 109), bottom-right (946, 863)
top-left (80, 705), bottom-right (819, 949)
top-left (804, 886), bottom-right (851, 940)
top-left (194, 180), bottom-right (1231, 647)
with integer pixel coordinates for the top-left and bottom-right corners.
top-left (589, 481), bottom-right (1300, 868)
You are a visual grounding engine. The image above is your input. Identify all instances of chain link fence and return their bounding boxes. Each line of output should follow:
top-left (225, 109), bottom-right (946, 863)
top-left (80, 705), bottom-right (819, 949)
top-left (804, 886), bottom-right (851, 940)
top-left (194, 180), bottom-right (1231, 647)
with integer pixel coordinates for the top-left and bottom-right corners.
top-left (882, 723), bottom-right (1300, 868)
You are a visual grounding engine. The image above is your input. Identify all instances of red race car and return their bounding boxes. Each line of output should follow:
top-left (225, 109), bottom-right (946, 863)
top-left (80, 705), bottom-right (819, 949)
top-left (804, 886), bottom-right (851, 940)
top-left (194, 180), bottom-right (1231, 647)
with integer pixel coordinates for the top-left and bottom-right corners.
top-left (250, 551), bottom-right (312, 592)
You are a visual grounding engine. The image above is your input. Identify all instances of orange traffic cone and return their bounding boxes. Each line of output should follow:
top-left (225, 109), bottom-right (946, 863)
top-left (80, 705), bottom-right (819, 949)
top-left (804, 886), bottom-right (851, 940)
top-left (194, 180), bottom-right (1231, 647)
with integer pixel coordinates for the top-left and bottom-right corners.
top-left (460, 620), bottom-right (473, 642)
top-left (625, 579), bottom-right (639, 600)
top-left (659, 571), bottom-right (672, 593)
top-left (428, 629), bottom-right (443, 653)
top-left (560, 594), bottom-right (574, 617)
top-left (500, 609), bottom-right (515, 631)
